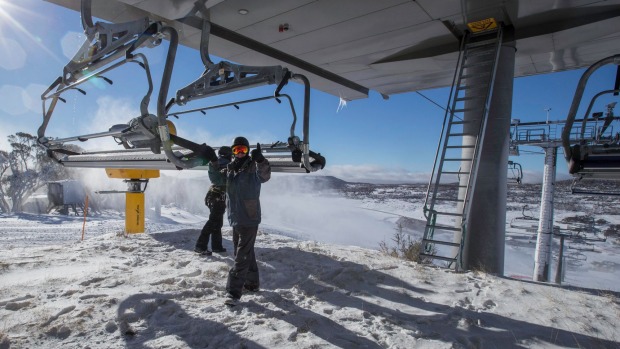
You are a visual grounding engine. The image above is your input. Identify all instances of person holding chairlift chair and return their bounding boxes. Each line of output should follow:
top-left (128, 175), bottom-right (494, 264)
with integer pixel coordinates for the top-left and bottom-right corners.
top-left (194, 137), bottom-right (271, 307)
top-left (195, 146), bottom-right (233, 256)
top-left (224, 136), bottom-right (271, 307)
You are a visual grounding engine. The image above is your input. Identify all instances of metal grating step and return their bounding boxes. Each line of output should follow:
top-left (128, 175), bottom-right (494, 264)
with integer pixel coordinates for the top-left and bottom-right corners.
top-left (432, 198), bottom-right (464, 203)
top-left (460, 72), bottom-right (491, 79)
top-left (422, 238), bottom-right (461, 247)
top-left (434, 211), bottom-right (465, 216)
top-left (455, 96), bottom-right (485, 102)
top-left (465, 38), bottom-right (497, 49)
top-left (464, 48), bottom-right (495, 57)
top-left (425, 223), bottom-right (461, 232)
top-left (462, 60), bottom-right (495, 69)
top-left (452, 107), bottom-right (483, 113)
top-left (447, 132), bottom-right (478, 137)
top-left (420, 253), bottom-right (457, 262)
top-left (446, 145), bottom-right (476, 149)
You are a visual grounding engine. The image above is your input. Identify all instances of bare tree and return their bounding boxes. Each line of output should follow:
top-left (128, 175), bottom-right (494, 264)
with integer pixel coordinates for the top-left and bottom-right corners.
top-left (0, 150), bottom-right (10, 213)
top-left (0, 132), bottom-right (68, 213)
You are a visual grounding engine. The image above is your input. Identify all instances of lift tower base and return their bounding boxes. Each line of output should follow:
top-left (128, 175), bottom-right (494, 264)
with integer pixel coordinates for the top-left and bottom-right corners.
top-left (105, 169), bottom-right (160, 234)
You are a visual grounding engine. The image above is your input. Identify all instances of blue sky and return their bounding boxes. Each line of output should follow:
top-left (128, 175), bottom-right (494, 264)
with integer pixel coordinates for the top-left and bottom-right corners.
top-left (1, 0), bottom-right (618, 184)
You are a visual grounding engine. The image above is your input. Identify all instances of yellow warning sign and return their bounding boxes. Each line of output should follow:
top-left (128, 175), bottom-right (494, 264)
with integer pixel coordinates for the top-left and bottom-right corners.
top-left (467, 18), bottom-right (497, 33)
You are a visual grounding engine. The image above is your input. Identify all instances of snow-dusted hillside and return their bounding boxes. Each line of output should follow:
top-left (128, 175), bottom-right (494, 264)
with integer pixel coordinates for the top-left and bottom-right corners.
top-left (1, 212), bottom-right (618, 349)
top-left (1, 175), bottom-right (619, 348)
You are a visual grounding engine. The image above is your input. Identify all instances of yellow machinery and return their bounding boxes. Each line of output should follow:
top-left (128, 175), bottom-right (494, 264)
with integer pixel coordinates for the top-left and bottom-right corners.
top-left (105, 169), bottom-right (160, 234)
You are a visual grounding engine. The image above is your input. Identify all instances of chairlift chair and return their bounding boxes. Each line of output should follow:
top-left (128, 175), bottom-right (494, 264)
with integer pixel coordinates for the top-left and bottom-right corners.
top-left (562, 54), bottom-right (620, 179)
top-left (37, 0), bottom-right (325, 174)
top-left (38, 0), bottom-right (185, 161)
top-left (507, 160), bottom-right (523, 184)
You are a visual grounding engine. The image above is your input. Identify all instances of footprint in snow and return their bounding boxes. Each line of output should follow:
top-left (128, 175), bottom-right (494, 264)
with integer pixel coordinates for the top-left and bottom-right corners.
top-left (482, 299), bottom-right (497, 310)
top-left (80, 277), bottom-right (106, 286)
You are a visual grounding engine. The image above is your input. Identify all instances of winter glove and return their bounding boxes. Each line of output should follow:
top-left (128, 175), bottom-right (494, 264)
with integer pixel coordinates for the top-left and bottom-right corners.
top-left (250, 143), bottom-right (265, 163)
top-left (198, 143), bottom-right (218, 163)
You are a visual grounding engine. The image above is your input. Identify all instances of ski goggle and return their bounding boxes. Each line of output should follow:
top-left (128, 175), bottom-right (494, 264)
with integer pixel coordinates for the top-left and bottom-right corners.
top-left (232, 145), bottom-right (249, 155)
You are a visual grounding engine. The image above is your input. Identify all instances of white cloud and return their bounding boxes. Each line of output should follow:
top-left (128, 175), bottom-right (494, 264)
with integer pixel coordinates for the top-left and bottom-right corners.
top-left (72, 96), bottom-right (141, 150)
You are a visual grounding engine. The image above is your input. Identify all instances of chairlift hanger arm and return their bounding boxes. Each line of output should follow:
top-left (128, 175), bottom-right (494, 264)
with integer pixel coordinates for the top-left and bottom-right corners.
top-left (579, 89), bottom-right (620, 139)
top-left (599, 101), bottom-right (618, 137)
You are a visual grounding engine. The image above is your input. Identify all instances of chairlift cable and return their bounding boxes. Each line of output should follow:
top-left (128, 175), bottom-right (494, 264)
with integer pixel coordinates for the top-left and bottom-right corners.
top-left (415, 91), bottom-right (449, 113)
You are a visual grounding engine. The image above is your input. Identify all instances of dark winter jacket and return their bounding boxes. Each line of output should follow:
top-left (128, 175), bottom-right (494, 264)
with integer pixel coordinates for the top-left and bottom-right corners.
top-left (208, 156), bottom-right (230, 188)
top-left (226, 156), bottom-right (271, 227)
top-left (205, 156), bottom-right (231, 208)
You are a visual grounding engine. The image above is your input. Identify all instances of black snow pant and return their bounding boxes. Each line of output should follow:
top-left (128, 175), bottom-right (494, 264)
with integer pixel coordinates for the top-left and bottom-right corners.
top-left (226, 225), bottom-right (259, 299)
top-left (195, 194), bottom-right (226, 251)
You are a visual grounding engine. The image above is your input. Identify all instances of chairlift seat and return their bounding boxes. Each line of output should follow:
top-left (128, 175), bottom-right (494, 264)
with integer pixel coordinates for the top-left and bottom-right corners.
top-left (568, 144), bottom-right (620, 177)
top-left (52, 144), bottom-right (324, 174)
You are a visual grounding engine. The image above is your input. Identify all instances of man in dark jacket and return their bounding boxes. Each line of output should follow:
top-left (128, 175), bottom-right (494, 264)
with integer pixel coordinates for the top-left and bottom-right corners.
top-left (195, 146), bottom-right (232, 255)
top-left (224, 136), bottom-right (271, 307)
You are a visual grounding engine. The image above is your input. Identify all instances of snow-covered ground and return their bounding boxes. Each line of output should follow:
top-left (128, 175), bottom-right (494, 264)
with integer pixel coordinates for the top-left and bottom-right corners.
top-left (0, 179), bottom-right (619, 348)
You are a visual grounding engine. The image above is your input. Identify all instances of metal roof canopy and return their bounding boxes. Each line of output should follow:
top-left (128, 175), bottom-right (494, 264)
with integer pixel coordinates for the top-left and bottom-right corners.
top-left (45, 0), bottom-right (620, 100)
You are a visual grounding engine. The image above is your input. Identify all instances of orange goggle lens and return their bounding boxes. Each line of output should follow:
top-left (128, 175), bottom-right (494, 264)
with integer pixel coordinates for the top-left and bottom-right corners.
top-left (232, 145), bottom-right (249, 155)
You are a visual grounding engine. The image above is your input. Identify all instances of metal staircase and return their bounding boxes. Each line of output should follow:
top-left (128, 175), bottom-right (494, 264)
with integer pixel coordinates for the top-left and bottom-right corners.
top-left (421, 26), bottom-right (504, 270)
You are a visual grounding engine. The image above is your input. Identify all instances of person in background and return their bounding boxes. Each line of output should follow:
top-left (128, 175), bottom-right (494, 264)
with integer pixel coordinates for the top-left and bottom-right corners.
top-left (224, 136), bottom-right (271, 307)
top-left (194, 146), bottom-right (233, 255)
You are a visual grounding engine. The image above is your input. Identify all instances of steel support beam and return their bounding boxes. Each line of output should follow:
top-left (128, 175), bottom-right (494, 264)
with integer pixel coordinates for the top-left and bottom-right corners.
top-left (460, 41), bottom-right (516, 274)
